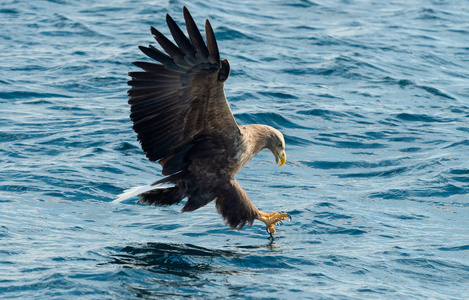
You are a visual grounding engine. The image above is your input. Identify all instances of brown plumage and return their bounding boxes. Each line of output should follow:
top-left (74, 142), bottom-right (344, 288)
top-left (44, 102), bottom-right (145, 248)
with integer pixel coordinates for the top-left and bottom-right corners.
top-left (121, 7), bottom-right (290, 235)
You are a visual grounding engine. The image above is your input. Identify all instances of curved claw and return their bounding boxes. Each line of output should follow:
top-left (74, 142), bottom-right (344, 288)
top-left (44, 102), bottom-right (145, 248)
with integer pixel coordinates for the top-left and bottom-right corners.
top-left (266, 227), bottom-right (274, 239)
top-left (278, 211), bottom-right (292, 222)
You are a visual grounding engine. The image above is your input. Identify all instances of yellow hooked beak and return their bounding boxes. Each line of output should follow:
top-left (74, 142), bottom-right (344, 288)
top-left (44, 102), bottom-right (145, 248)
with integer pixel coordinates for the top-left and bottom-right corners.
top-left (275, 148), bottom-right (287, 166)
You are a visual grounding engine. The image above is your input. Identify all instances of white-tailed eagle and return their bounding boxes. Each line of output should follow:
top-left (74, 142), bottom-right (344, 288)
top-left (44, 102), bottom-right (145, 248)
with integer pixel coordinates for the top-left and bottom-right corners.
top-left (115, 7), bottom-right (290, 236)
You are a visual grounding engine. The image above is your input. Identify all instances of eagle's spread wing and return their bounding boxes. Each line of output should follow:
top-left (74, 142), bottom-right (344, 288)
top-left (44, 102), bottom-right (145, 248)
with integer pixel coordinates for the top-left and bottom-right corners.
top-left (128, 7), bottom-right (239, 176)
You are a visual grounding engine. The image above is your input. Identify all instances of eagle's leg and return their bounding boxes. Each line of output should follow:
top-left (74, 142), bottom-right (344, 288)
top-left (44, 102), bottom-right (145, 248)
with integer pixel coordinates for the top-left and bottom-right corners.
top-left (257, 211), bottom-right (291, 236)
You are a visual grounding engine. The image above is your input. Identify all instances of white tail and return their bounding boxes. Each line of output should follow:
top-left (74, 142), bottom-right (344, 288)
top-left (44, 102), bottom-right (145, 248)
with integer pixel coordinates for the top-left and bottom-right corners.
top-left (112, 184), bottom-right (171, 204)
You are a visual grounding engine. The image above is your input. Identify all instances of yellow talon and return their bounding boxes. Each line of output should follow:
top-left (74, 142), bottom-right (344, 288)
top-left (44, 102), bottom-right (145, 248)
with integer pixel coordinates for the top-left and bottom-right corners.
top-left (258, 211), bottom-right (291, 236)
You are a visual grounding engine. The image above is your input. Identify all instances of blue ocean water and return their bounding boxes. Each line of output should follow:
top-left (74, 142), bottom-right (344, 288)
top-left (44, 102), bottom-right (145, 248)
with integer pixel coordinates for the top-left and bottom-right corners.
top-left (1, 0), bottom-right (468, 298)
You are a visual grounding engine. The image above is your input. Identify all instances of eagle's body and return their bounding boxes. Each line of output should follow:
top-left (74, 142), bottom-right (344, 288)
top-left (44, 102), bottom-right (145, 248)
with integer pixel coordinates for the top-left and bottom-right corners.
top-left (115, 7), bottom-right (290, 235)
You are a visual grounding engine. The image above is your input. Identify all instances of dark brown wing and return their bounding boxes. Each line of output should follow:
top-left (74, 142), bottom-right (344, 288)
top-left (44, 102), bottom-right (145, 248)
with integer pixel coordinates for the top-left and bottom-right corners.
top-left (128, 7), bottom-right (239, 175)
top-left (215, 179), bottom-right (261, 230)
